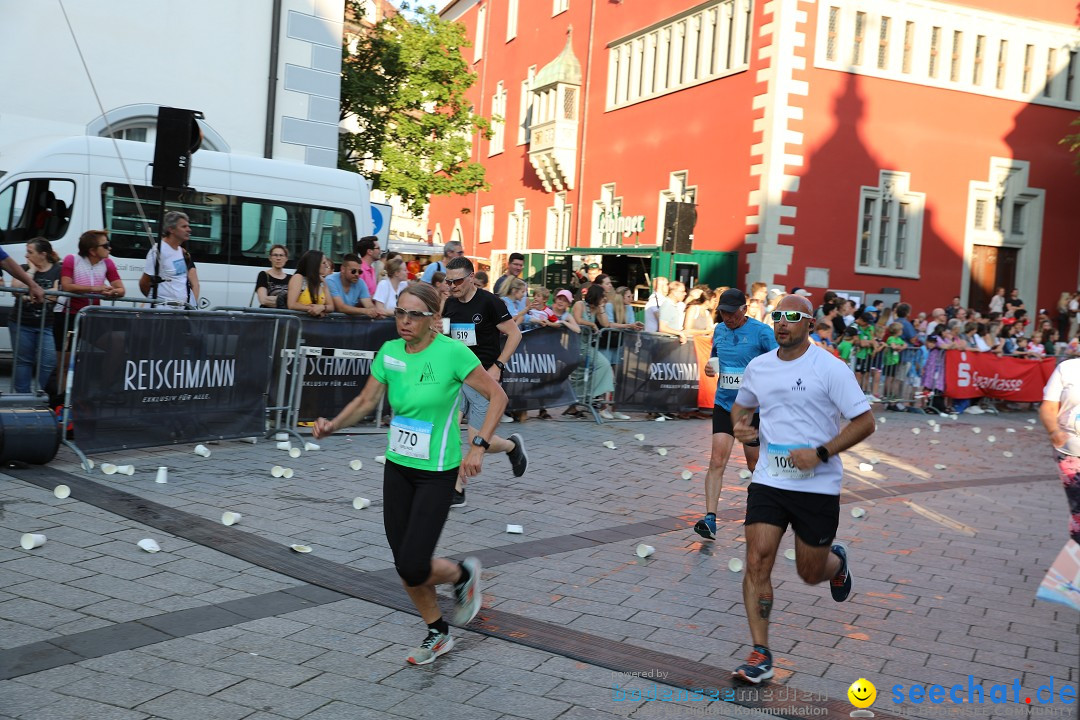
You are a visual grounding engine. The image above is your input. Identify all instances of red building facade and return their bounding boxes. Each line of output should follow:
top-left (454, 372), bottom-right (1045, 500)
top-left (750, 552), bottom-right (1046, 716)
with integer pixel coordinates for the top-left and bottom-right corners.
top-left (429, 0), bottom-right (1080, 312)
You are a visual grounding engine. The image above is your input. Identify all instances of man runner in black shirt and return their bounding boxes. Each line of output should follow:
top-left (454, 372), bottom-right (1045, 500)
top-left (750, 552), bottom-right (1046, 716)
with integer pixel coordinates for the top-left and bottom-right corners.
top-left (443, 257), bottom-right (529, 507)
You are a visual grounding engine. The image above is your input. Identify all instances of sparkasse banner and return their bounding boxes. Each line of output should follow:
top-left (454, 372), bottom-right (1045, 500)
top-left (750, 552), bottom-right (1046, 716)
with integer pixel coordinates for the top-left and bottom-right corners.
top-left (944, 350), bottom-right (1056, 402)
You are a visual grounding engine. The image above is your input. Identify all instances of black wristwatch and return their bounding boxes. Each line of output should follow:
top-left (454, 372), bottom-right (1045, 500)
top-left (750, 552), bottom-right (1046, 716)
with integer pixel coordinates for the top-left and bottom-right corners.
top-left (815, 445), bottom-right (830, 463)
top-left (471, 435), bottom-right (490, 449)
top-left (493, 360), bottom-right (506, 372)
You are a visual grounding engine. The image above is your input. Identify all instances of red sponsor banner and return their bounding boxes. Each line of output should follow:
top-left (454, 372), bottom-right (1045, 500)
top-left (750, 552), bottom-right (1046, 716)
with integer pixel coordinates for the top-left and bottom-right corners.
top-left (944, 350), bottom-right (1056, 401)
top-left (694, 335), bottom-right (717, 408)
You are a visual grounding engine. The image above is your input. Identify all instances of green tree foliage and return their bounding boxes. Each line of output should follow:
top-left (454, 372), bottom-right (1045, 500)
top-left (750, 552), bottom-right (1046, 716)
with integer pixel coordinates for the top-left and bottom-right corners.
top-left (1063, 116), bottom-right (1080, 173)
top-left (339, 2), bottom-right (490, 214)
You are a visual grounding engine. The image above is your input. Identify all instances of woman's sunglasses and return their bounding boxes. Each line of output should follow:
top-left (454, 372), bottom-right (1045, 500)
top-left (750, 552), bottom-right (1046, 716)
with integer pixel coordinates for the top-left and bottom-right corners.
top-left (394, 308), bottom-right (434, 319)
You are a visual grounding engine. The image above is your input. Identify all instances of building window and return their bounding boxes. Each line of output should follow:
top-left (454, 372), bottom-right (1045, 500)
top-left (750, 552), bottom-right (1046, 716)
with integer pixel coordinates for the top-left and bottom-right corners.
top-left (852, 12), bottom-right (866, 65)
top-left (972, 35), bottom-right (985, 85)
top-left (1022, 44), bottom-right (1033, 93)
top-left (855, 170), bottom-right (924, 278)
top-left (826, 7), bottom-right (839, 61)
top-left (479, 205), bottom-right (495, 244)
top-left (553, 0), bottom-right (568, 16)
top-left (995, 40), bottom-right (1008, 90)
top-left (949, 31), bottom-right (962, 82)
top-left (546, 192), bottom-right (572, 251)
top-left (507, 0), bottom-right (518, 42)
top-left (1068, 51), bottom-right (1078, 102)
top-left (929, 26), bottom-right (941, 78)
top-left (489, 81), bottom-right (506, 156)
top-left (508, 199), bottom-right (529, 252)
top-left (606, 0), bottom-right (752, 111)
top-left (877, 16), bottom-right (890, 70)
top-left (1045, 48), bottom-right (1057, 97)
top-left (473, 4), bottom-right (486, 63)
top-left (902, 21), bottom-right (914, 74)
top-left (518, 66), bottom-right (536, 146)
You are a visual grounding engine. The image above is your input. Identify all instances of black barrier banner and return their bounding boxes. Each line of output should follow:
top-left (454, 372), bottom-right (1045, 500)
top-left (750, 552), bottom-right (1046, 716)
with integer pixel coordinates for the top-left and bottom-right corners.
top-left (502, 327), bottom-right (579, 411)
top-left (295, 318), bottom-right (398, 421)
top-left (71, 310), bottom-right (274, 453)
top-left (614, 333), bottom-right (699, 412)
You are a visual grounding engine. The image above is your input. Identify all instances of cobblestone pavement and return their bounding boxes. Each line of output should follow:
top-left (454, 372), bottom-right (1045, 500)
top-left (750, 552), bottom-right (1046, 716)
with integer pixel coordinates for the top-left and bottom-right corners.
top-left (0, 406), bottom-right (1076, 720)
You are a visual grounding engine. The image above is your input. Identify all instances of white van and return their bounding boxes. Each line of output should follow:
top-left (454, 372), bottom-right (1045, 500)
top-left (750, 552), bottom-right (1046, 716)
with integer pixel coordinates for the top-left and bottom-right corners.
top-left (0, 136), bottom-right (374, 310)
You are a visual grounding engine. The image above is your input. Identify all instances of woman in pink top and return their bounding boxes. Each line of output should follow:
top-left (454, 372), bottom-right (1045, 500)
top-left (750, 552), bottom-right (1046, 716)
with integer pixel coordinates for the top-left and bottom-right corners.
top-left (55, 230), bottom-right (125, 338)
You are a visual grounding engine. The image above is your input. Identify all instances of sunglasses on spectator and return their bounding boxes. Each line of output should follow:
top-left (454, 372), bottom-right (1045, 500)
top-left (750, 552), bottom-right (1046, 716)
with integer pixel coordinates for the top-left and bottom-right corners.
top-left (394, 308), bottom-right (434, 319)
top-left (97, 242), bottom-right (111, 249)
top-left (346, 269), bottom-right (360, 275)
top-left (447, 274), bottom-right (472, 287)
top-left (770, 310), bottom-right (813, 323)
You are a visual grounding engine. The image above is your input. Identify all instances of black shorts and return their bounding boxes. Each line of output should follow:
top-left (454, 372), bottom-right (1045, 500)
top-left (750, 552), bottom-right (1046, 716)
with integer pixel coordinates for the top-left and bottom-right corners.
top-left (744, 482), bottom-right (839, 547)
top-left (882, 363), bottom-right (898, 378)
top-left (854, 356), bottom-right (871, 374)
top-left (713, 408), bottom-right (760, 448)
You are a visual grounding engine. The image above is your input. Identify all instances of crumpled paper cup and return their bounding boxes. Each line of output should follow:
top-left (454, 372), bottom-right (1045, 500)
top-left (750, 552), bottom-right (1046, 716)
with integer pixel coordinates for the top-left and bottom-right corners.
top-left (137, 538), bottom-right (160, 553)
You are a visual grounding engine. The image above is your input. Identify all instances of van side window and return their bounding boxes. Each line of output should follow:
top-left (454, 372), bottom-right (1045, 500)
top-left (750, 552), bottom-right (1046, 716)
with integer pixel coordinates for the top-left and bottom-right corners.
top-left (102, 183), bottom-right (357, 267)
top-left (0, 179), bottom-right (75, 244)
top-left (102, 184), bottom-right (226, 261)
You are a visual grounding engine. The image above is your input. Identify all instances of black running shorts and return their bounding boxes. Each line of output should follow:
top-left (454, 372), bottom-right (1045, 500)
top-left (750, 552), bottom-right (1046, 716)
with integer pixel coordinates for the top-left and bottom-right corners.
top-left (744, 482), bottom-right (839, 547)
top-left (713, 408), bottom-right (760, 448)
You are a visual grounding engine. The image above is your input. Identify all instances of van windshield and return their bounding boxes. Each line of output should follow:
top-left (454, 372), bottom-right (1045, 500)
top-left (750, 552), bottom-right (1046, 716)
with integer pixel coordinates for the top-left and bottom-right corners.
top-left (0, 178), bottom-right (75, 244)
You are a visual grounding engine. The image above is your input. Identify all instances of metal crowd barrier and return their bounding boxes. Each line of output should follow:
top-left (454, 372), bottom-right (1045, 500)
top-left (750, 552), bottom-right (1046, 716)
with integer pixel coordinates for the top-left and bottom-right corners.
top-left (211, 307), bottom-right (394, 433)
top-left (0, 285), bottom-right (194, 398)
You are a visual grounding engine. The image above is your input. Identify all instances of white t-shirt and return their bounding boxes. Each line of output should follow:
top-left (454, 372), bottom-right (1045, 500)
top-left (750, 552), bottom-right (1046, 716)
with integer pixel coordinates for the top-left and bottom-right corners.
top-left (1044, 357), bottom-right (1080, 457)
top-left (143, 242), bottom-right (194, 305)
top-left (373, 278), bottom-right (404, 312)
top-left (735, 343), bottom-right (872, 495)
top-left (643, 293), bottom-right (663, 333)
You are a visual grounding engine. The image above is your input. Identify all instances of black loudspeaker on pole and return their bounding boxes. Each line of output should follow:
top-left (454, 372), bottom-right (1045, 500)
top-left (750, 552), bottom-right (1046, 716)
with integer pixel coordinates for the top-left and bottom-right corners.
top-left (151, 107), bottom-right (204, 190)
top-left (662, 202), bottom-right (697, 254)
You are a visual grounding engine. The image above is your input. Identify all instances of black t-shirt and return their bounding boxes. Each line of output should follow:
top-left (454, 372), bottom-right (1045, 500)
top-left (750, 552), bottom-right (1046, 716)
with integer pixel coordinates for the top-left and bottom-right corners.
top-left (256, 271), bottom-right (291, 299)
top-left (443, 287), bottom-right (512, 368)
top-left (17, 263), bottom-right (61, 322)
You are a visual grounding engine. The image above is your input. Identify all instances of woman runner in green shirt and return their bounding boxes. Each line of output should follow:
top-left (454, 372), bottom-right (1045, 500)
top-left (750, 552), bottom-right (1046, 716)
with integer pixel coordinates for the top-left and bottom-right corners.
top-left (314, 283), bottom-right (508, 665)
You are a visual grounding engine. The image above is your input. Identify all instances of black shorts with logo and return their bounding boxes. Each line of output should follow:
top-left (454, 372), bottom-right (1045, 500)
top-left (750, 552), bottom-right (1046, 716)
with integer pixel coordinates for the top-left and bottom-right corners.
top-left (712, 408), bottom-right (760, 448)
top-left (744, 482), bottom-right (840, 547)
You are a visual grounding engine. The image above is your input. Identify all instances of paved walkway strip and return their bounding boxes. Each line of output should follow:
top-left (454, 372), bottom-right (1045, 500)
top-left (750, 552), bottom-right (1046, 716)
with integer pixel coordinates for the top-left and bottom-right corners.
top-left (6, 465), bottom-right (1050, 719)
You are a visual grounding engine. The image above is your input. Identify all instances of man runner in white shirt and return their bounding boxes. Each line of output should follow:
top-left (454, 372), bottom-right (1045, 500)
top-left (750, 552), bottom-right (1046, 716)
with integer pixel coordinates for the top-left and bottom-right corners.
top-left (729, 294), bottom-right (876, 684)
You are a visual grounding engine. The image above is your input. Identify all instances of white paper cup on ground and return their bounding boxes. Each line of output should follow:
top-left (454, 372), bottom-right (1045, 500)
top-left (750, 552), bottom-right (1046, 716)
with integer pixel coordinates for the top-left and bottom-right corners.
top-left (155, 467), bottom-right (168, 484)
top-left (276, 441), bottom-right (291, 451)
top-left (118, 465), bottom-right (135, 476)
top-left (349, 459), bottom-right (363, 471)
top-left (137, 538), bottom-right (160, 553)
top-left (282, 468), bottom-right (294, 479)
top-left (656, 448), bottom-right (668, 456)
top-left (634, 433), bottom-right (645, 441)
top-left (194, 445), bottom-right (211, 458)
top-left (784, 548), bottom-right (796, 561)
top-left (221, 511), bottom-right (242, 526)
top-left (929, 439), bottom-right (941, 444)
top-left (681, 470), bottom-right (693, 480)
top-left (602, 440), bottom-right (616, 449)
top-left (101, 463), bottom-right (118, 475)
top-left (635, 543), bottom-right (655, 558)
top-left (290, 544), bottom-right (312, 553)
top-left (53, 485), bottom-right (70, 499)
top-left (375, 455), bottom-right (386, 465)
top-left (972, 427), bottom-right (981, 434)
top-left (1003, 451), bottom-right (1014, 458)
top-left (288, 447), bottom-right (301, 458)
top-left (86, 459), bottom-right (95, 469)
top-left (738, 468), bottom-right (752, 480)
top-left (275, 432), bottom-right (289, 441)
top-left (304, 442), bottom-right (320, 451)
top-left (933, 425), bottom-right (941, 433)
top-left (1028, 418), bottom-right (1037, 424)
top-left (506, 524), bottom-right (524, 534)
top-left (858, 462), bottom-right (874, 472)
top-left (20, 533), bottom-right (46, 550)
top-left (241, 437), bottom-right (258, 444)
top-left (1006, 428), bottom-right (1016, 433)
top-left (934, 464), bottom-right (948, 470)
top-left (851, 507), bottom-right (867, 518)
top-left (728, 558), bottom-right (744, 573)
top-left (878, 417), bottom-right (886, 424)
top-left (352, 497), bottom-right (371, 509)
top-left (271, 465), bottom-right (285, 478)
top-left (911, 428), bottom-right (921, 435)
top-left (987, 435), bottom-right (996, 443)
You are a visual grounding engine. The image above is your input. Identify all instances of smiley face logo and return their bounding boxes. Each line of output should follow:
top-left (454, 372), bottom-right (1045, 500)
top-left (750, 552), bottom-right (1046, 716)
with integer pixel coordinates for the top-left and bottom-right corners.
top-left (848, 678), bottom-right (877, 709)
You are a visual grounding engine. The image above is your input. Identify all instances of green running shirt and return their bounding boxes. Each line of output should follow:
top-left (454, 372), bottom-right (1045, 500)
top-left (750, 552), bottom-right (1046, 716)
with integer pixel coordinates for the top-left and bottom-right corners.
top-left (371, 333), bottom-right (481, 471)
